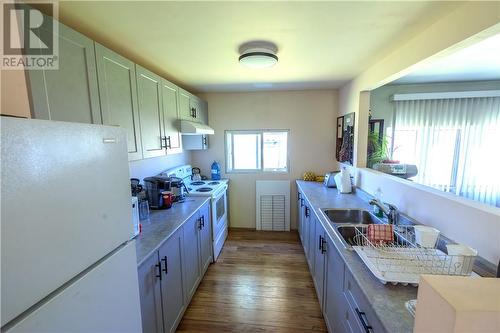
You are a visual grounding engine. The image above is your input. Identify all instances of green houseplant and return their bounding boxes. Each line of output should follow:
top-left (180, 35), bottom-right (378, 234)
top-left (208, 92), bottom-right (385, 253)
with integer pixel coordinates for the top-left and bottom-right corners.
top-left (367, 132), bottom-right (390, 168)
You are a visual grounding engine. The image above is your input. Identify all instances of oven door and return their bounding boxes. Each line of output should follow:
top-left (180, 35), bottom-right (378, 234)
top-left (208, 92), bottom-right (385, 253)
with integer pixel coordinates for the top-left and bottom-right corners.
top-left (212, 185), bottom-right (228, 239)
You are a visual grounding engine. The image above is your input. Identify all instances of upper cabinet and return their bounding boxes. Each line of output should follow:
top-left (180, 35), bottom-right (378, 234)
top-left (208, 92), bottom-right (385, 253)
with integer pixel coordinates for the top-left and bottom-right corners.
top-left (161, 80), bottom-right (182, 153)
top-left (26, 15), bottom-right (207, 161)
top-left (28, 20), bottom-right (101, 124)
top-left (136, 66), bottom-right (165, 159)
top-left (178, 89), bottom-right (208, 125)
top-left (95, 43), bottom-right (143, 161)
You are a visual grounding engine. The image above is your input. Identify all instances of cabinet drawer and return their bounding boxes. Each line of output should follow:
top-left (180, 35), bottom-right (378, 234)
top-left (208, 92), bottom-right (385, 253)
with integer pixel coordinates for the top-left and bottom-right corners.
top-left (344, 269), bottom-right (384, 333)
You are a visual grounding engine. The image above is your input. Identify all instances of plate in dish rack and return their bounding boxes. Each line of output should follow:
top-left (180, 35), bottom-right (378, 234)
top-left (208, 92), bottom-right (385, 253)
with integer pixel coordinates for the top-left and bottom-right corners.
top-left (352, 246), bottom-right (455, 286)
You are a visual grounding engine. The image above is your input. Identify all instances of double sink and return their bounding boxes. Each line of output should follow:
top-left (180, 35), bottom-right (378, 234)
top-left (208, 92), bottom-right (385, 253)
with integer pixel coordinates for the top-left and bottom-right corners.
top-left (321, 209), bottom-right (389, 248)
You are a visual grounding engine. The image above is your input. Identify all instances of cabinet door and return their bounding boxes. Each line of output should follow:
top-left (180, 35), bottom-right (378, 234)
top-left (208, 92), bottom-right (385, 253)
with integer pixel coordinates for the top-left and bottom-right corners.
top-left (158, 228), bottom-right (185, 333)
top-left (136, 65), bottom-right (165, 159)
top-left (313, 218), bottom-right (326, 310)
top-left (95, 43), bottom-right (142, 161)
top-left (297, 193), bottom-right (303, 241)
top-left (198, 99), bottom-right (209, 125)
top-left (324, 235), bottom-right (347, 333)
top-left (303, 204), bottom-right (310, 255)
top-left (189, 96), bottom-right (201, 123)
top-left (177, 88), bottom-right (192, 121)
top-left (161, 80), bottom-right (182, 153)
top-left (199, 202), bottom-right (213, 274)
top-left (182, 214), bottom-right (202, 303)
top-left (137, 252), bottom-right (163, 333)
top-left (29, 21), bottom-right (101, 124)
top-left (307, 208), bottom-right (316, 271)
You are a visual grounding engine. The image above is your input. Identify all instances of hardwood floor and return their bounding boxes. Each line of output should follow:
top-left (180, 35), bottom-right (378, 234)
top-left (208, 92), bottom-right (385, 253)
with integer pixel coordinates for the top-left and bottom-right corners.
top-left (176, 229), bottom-right (327, 332)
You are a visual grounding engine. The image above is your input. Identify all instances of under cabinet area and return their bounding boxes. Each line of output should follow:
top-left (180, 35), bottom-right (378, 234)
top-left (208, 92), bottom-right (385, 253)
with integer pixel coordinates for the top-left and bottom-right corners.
top-left (137, 201), bottom-right (212, 333)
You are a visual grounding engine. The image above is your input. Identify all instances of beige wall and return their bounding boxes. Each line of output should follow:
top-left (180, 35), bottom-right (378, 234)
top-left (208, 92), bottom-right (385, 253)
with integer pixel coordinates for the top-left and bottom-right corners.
top-left (191, 90), bottom-right (338, 229)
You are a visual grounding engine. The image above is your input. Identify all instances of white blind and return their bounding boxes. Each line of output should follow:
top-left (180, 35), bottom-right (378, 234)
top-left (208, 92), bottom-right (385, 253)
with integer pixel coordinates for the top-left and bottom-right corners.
top-left (393, 97), bottom-right (500, 207)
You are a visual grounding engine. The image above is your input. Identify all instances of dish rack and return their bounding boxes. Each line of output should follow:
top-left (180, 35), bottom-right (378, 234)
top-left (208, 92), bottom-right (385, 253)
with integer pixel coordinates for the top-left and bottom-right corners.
top-left (351, 225), bottom-right (476, 286)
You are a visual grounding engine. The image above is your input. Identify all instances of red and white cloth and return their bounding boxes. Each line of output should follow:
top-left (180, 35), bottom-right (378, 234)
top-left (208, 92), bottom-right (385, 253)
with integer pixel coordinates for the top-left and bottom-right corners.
top-left (367, 224), bottom-right (394, 245)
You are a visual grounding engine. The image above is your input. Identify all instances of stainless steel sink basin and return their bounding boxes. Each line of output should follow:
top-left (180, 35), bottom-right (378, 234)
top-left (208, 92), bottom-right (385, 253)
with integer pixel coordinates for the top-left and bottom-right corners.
top-left (323, 209), bottom-right (383, 225)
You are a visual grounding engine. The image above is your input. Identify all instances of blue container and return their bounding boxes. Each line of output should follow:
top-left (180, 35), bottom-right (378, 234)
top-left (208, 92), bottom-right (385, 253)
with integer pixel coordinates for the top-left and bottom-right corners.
top-left (211, 161), bottom-right (221, 180)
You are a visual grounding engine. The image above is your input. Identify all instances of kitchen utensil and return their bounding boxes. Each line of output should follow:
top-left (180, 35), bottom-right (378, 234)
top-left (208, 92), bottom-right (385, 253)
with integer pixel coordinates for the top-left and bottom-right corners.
top-left (414, 225), bottom-right (440, 248)
top-left (170, 177), bottom-right (188, 202)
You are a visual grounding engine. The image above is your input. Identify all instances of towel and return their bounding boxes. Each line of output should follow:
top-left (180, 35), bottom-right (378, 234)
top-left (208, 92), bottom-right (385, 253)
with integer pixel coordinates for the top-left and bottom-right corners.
top-left (367, 224), bottom-right (394, 245)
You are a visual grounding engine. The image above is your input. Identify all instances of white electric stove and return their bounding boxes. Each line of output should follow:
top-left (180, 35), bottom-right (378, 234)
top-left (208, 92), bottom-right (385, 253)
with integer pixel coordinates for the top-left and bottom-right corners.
top-left (161, 165), bottom-right (229, 261)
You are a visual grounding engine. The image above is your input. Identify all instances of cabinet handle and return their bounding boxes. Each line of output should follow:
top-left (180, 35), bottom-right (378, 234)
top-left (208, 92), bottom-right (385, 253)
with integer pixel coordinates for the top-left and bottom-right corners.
top-left (161, 136), bottom-right (167, 149)
top-left (305, 206), bottom-right (310, 217)
top-left (161, 256), bottom-right (168, 275)
top-left (194, 108), bottom-right (197, 118)
top-left (300, 198), bottom-right (304, 207)
top-left (201, 215), bottom-right (205, 228)
top-left (321, 237), bottom-right (327, 254)
top-left (166, 136), bottom-right (171, 149)
top-left (297, 192), bottom-right (301, 201)
top-left (318, 235), bottom-right (323, 250)
top-left (202, 136), bottom-right (207, 146)
top-left (155, 262), bottom-right (162, 280)
top-left (355, 308), bottom-right (373, 333)
top-left (198, 217), bottom-right (203, 230)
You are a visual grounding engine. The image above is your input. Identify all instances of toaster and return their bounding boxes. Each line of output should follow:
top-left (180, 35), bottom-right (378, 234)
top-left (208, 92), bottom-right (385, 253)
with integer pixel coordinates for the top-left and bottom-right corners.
top-left (324, 172), bottom-right (339, 188)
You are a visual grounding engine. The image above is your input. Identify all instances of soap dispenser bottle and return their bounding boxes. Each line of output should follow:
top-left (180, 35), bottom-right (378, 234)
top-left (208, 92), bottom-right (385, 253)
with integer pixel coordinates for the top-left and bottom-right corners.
top-left (373, 188), bottom-right (384, 218)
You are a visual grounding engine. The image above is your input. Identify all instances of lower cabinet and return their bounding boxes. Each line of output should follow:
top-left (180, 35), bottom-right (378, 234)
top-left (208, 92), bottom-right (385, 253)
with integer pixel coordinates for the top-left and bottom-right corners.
top-left (138, 201), bottom-right (212, 333)
top-left (313, 217), bottom-right (326, 310)
top-left (137, 252), bottom-right (163, 333)
top-left (323, 234), bottom-right (346, 333)
top-left (158, 229), bottom-right (185, 333)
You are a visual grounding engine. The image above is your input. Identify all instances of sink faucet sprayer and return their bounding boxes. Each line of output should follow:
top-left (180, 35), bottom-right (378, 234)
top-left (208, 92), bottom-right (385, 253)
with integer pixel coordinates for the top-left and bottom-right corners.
top-left (369, 198), bottom-right (399, 225)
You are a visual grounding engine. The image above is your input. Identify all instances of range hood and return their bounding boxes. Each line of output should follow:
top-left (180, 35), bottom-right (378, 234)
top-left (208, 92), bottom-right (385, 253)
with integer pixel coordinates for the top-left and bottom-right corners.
top-left (180, 120), bottom-right (214, 135)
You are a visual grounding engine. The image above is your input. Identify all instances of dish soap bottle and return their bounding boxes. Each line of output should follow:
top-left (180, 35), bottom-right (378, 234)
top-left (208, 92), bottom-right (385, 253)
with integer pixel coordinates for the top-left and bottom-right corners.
top-left (373, 188), bottom-right (384, 218)
top-left (211, 161), bottom-right (221, 180)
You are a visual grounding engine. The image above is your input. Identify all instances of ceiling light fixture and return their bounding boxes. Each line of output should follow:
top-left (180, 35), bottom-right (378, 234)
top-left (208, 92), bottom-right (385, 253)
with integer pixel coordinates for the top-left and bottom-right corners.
top-left (239, 41), bottom-right (278, 69)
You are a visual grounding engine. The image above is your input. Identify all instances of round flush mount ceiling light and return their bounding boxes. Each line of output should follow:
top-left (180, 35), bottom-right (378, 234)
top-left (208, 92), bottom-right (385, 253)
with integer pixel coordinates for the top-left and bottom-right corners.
top-left (238, 41), bottom-right (278, 69)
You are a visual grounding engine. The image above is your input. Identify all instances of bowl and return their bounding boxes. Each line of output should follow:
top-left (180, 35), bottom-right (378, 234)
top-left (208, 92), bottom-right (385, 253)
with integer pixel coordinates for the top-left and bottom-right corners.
top-left (413, 225), bottom-right (440, 248)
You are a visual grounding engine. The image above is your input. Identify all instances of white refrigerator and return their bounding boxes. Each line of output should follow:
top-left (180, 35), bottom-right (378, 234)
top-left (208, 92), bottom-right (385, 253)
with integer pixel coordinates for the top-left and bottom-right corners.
top-left (1, 117), bottom-right (142, 332)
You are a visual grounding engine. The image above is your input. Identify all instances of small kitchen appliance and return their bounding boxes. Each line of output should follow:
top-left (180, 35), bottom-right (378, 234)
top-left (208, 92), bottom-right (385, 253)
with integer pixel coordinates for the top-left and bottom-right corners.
top-left (323, 171), bottom-right (339, 187)
top-left (144, 176), bottom-right (172, 209)
top-left (170, 177), bottom-right (188, 202)
top-left (192, 167), bottom-right (202, 182)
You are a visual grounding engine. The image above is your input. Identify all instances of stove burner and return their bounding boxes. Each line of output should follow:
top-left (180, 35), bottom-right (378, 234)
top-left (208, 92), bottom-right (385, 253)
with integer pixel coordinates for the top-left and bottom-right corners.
top-left (207, 181), bottom-right (220, 186)
top-left (191, 181), bottom-right (205, 186)
top-left (196, 187), bottom-right (213, 192)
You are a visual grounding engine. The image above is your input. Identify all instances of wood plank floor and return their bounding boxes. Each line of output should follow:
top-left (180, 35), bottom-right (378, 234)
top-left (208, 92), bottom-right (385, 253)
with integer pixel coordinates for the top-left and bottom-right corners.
top-left (176, 229), bottom-right (327, 333)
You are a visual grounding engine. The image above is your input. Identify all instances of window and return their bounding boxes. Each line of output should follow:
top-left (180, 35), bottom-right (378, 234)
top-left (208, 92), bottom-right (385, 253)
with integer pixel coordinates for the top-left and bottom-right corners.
top-left (391, 96), bottom-right (500, 207)
top-left (226, 130), bottom-right (289, 173)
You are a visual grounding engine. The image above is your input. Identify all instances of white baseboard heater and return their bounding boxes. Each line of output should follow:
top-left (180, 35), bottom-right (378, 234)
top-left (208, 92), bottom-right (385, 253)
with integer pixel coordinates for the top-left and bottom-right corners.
top-left (256, 180), bottom-right (290, 231)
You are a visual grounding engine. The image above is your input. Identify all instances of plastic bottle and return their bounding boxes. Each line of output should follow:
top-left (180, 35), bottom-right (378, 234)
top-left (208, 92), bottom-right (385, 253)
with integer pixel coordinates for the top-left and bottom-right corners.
top-left (373, 188), bottom-right (384, 218)
top-left (211, 161), bottom-right (221, 180)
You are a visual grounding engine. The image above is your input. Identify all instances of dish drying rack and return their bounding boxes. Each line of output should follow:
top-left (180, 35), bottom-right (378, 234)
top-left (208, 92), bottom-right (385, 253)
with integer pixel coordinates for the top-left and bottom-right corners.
top-left (351, 225), bottom-right (476, 286)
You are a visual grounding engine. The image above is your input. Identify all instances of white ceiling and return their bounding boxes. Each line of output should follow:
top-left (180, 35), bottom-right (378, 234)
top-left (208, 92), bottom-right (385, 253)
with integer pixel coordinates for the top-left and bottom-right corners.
top-left (58, 1), bottom-right (461, 92)
top-left (394, 33), bottom-right (500, 84)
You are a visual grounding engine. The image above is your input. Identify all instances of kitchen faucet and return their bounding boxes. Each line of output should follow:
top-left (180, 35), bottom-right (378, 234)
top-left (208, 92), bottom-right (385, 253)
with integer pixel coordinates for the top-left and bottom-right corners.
top-left (369, 198), bottom-right (399, 225)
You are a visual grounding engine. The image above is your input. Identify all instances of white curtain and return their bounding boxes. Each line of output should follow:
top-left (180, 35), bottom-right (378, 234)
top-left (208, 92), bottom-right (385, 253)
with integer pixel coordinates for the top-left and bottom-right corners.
top-left (393, 97), bottom-right (500, 207)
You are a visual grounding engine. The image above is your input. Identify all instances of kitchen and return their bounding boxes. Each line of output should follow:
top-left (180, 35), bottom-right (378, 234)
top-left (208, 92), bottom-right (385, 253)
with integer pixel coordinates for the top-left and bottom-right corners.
top-left (1, 1), bottom-right (500, 333)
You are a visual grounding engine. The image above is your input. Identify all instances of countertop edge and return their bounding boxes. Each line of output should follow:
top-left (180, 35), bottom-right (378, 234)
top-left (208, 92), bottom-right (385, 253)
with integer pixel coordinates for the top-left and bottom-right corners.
top-left (136, 197), bottom-right (211, 267)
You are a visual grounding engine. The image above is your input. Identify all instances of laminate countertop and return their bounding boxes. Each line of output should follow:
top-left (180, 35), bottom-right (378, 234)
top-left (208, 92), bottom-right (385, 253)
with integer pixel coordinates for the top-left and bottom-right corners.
top-left (134, 197), bottom-right (210, 267)
top-left (296, 180), bottom-right (417, 333)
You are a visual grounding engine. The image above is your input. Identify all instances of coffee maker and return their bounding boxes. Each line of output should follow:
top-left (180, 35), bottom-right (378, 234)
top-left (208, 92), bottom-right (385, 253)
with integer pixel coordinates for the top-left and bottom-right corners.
top-left (143, 176), bottom-right (171, 209)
